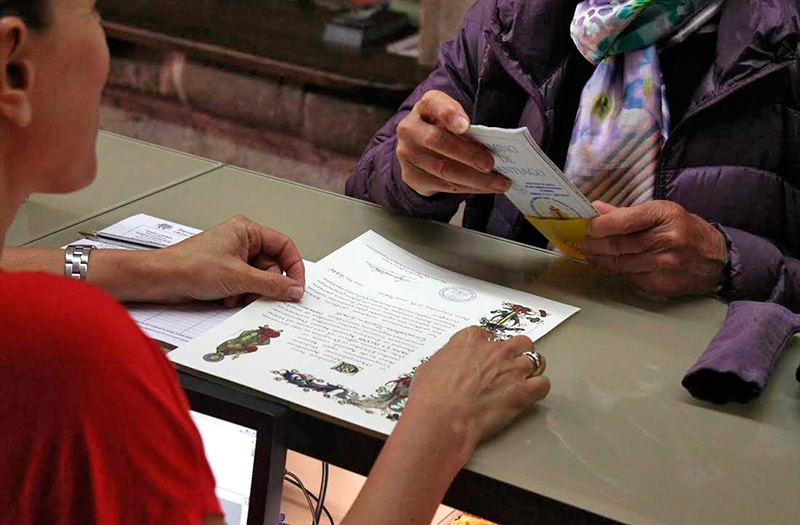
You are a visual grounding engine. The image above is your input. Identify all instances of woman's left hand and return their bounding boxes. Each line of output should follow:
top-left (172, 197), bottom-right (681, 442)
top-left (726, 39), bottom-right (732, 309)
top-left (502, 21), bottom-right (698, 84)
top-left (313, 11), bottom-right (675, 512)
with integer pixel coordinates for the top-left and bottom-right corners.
top-left (147, 216), bottom-right (305, 306)
top-left (583, 201), bottom-right (728, 298)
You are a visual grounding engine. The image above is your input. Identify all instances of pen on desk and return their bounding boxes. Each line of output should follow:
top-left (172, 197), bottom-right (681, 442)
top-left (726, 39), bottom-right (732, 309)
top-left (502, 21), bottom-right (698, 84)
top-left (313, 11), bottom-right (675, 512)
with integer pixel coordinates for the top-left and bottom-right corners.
top-left (78, 231), bottom-right (168, 250)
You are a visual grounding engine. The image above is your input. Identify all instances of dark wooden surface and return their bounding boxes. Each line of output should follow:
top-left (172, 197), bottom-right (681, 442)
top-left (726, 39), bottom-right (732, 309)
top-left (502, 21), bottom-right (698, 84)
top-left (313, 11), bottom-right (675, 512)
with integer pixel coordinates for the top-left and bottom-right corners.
top-left (98, 0), bottom-right (429, 97)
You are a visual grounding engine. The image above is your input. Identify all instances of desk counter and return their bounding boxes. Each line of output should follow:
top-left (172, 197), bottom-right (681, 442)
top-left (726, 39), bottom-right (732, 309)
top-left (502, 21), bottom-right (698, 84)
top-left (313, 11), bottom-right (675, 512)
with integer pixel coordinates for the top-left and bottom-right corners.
top-left (34, 165), bottom-right (800, 525)
top-left (7, 132), bottom-right (220, 246)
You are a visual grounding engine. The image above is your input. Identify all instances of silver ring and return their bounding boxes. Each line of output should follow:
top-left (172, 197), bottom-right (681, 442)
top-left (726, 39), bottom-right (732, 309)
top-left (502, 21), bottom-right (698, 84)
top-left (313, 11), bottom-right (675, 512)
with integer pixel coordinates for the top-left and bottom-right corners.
top-left (523, 351), bottom-right (546, 377)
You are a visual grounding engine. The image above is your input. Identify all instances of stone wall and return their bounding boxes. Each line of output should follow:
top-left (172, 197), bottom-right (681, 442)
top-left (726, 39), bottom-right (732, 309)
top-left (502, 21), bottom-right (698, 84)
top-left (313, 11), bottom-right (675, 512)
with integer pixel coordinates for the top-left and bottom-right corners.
top-left (105, 51), bottom-right (397, 158)
top-left (98, 0), bottom-right (475, 192)
top-left (100, 49), bottom-right (400, 193)
top-left (102, 87), bottom-right (359, 193)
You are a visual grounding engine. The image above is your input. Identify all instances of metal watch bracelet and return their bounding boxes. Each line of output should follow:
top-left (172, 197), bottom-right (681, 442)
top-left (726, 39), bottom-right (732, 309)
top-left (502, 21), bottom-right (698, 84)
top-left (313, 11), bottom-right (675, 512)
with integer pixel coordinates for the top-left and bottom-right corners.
top-left (64, 245), bottom-right (96, 281)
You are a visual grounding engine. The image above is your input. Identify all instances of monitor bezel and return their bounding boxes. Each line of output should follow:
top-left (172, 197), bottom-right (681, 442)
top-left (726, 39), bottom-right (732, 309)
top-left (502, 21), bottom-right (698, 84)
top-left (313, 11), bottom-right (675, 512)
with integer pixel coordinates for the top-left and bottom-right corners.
top-left (184, 384), bottom-right (280, 525)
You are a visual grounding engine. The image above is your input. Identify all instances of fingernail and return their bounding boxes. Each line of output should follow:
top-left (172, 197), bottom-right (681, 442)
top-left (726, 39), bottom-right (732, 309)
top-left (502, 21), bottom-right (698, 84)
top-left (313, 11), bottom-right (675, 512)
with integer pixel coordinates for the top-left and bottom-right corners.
top-left (452, 116), bottom-right (470, 134)
top-left (479, 159), bottom-right (494, 173)
top-left (493, 178), bottom-right (511, 192)
top-left (288, 287), bottom-right (304, 301)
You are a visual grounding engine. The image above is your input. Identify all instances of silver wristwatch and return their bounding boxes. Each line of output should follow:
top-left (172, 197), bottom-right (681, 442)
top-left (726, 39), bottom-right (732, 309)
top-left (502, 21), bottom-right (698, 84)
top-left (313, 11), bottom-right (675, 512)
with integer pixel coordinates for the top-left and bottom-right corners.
top-left (64, 245), bottom-right (96, 281)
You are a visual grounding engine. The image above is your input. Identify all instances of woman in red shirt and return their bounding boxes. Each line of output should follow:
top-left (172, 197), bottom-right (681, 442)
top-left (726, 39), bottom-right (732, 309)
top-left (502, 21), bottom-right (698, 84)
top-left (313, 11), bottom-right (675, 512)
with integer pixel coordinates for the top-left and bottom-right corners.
top-left (0, 1), bottom-right (551, 523)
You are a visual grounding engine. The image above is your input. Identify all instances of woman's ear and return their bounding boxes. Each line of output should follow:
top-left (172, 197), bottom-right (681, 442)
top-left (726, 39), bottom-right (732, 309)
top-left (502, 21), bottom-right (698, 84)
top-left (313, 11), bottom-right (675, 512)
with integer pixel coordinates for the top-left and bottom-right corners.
top-left (0, 18), bottom-right (32, 128)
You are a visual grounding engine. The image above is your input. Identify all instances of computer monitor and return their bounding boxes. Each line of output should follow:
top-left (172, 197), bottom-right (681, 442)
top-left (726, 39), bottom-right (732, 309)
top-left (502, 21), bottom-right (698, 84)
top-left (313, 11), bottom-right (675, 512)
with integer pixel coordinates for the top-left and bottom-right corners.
top-left (191, 410), bottom-right (257, 525)
top-left (182, 378), bottom-right (286, 525)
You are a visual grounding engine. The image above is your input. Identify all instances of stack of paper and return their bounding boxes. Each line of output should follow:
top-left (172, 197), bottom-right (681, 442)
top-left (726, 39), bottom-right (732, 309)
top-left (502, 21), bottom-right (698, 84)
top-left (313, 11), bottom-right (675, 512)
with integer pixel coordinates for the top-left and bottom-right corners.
top-left (67, 214), bottom-right (240, 348)
top-left (467, 125), bottom-right (598, 260)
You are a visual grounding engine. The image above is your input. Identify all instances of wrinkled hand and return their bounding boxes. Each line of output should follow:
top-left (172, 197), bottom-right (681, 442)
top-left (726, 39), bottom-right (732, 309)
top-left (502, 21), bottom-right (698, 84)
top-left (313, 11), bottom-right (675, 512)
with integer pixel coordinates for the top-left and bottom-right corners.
top-left (151, 216), bottom-right (305, 306)
top-left (583, 201), bottom-right (728, 298)
top-left (396, 90), bottom-right (509, 196)
top-left (406, 327), bottom-right (550, 460)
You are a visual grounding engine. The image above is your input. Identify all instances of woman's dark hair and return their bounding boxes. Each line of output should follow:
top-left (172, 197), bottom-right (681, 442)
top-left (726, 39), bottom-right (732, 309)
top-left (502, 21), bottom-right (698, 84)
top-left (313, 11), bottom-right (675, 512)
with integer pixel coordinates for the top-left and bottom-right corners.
top-left (0, 0), bottom-right (49, 29)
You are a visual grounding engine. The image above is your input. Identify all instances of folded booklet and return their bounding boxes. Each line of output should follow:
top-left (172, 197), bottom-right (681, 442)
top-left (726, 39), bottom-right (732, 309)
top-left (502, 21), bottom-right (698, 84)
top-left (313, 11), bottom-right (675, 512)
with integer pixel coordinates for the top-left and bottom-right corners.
top-left (467, 126), bottom-right (599, 260)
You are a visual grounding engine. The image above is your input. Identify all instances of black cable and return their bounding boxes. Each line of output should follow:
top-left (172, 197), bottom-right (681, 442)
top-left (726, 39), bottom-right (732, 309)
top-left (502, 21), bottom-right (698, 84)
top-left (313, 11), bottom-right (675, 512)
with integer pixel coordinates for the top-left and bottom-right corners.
top-left (314, 462), bottom-right (330, 524)
top-left (285, 470), bottom-right (318, 525)
top-left (284, 474), bottom-right (336, 525)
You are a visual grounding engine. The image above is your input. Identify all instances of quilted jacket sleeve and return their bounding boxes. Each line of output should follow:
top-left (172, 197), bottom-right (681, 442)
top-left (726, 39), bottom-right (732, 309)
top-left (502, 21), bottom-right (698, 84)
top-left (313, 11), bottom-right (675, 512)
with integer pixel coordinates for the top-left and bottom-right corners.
top-left (718, 226), bottom-right (800, 313)
top-left (345, 0), bottom-right (495, 223)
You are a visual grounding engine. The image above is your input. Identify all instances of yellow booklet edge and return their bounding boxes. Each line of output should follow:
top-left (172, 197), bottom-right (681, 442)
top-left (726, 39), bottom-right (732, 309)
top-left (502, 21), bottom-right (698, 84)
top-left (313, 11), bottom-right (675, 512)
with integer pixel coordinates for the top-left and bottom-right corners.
top-left (526, 216), bottom-right (590, 261)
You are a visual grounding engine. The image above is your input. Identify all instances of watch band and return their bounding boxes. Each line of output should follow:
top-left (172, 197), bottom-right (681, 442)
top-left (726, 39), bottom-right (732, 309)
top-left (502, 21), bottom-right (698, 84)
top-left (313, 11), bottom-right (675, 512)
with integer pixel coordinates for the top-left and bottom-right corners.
top-left (64, 245), bottom-right (96, 281)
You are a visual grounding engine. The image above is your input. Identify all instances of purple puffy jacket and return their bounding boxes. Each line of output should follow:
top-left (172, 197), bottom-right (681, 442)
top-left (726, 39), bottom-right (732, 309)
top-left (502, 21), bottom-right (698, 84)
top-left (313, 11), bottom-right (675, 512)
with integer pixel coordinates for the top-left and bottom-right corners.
top-left (347, 0), bottom-right (800, 311)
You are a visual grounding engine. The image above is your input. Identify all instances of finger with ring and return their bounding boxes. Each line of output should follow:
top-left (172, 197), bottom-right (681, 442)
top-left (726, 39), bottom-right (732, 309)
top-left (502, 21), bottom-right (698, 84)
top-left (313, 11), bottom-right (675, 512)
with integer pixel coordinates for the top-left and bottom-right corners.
top-left (523, 351), bottom-right (546, 377)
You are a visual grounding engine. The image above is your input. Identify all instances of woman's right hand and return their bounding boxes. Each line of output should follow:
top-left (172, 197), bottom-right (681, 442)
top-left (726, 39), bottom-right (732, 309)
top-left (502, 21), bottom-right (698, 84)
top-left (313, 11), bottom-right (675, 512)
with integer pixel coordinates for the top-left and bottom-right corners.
top-left (405, 326), bottom-right (551, 465)
top-left (341, 327), bottom-right (549, 525)
top-left (395, 90), bottom-right (511, 196)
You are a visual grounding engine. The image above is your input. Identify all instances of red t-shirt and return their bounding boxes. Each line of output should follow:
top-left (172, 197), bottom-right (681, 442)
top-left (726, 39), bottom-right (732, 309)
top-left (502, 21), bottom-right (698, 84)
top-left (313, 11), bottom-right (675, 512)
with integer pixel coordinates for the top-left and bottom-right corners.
top-left (0, 272), bottom-right (222, 524)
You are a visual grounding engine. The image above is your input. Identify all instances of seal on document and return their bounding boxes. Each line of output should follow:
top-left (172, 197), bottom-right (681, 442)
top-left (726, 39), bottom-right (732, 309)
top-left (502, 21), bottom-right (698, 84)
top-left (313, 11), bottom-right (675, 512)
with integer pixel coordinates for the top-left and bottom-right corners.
top-left (439, 286), bottom-right (477, 303)
top-left (530, 197), bottom-right (582, 219)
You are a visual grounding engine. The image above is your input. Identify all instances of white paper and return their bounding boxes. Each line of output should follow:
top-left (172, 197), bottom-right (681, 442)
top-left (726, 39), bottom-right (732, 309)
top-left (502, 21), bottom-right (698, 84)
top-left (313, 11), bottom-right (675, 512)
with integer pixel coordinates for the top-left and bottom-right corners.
top-left (125, 259), bottom-right (315, 349)
top-left (169, 231), bottom-right (580, 436)
top-left (127, 303), bottom-right (240, 349)
top-left (66, 214), bottom-right (234, 347)
top-left (467, 125), bottom-right (598, 219)
top-left (66, 213), bottom-right (201, 251)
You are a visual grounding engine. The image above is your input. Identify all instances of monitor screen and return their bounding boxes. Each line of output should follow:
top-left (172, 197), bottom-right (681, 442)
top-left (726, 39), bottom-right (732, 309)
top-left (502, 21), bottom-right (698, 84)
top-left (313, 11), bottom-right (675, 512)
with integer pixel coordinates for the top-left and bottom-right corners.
top-left (191, 410), bottom-right (258, 525)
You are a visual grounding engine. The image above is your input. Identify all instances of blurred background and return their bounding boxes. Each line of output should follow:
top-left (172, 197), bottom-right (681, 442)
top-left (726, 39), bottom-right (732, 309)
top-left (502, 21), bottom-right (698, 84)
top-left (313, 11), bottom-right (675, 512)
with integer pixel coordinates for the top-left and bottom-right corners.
top-left (98, 0), bottom-right (473, 195)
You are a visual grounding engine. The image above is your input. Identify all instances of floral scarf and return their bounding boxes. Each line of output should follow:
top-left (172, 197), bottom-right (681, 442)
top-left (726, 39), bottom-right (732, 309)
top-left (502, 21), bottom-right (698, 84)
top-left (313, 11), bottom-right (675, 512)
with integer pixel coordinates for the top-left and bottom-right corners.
top-left (565, 0), bottom-right (707, 207)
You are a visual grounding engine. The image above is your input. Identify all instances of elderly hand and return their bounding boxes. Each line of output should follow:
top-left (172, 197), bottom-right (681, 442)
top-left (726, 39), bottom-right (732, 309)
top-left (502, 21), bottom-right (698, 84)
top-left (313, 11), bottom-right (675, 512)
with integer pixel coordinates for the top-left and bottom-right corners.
top-left (147, 216), bottom-right (305, 306)
top-left (396, 90), bottom-right (509, 196)
top-left (405, 327), bottom-right (550, 463)
top-left (583, 201), bottom-right (728, 298)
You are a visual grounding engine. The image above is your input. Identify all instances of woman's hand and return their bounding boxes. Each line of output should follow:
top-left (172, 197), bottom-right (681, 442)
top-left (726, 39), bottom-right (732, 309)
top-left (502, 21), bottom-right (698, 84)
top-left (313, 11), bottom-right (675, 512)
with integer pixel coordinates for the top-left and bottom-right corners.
top-left (405, 327), bottom-right (551, 465)
top-left (2, 217), bottom-right (305, 306)
top-left (148, 216), bottom-right (306, 306)
top-left (341, 327), bottom-right (550, 525)
top-left (583, 201), bottom-right (728, 298)
top-left (396, 90), bottom-right (509, 196)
